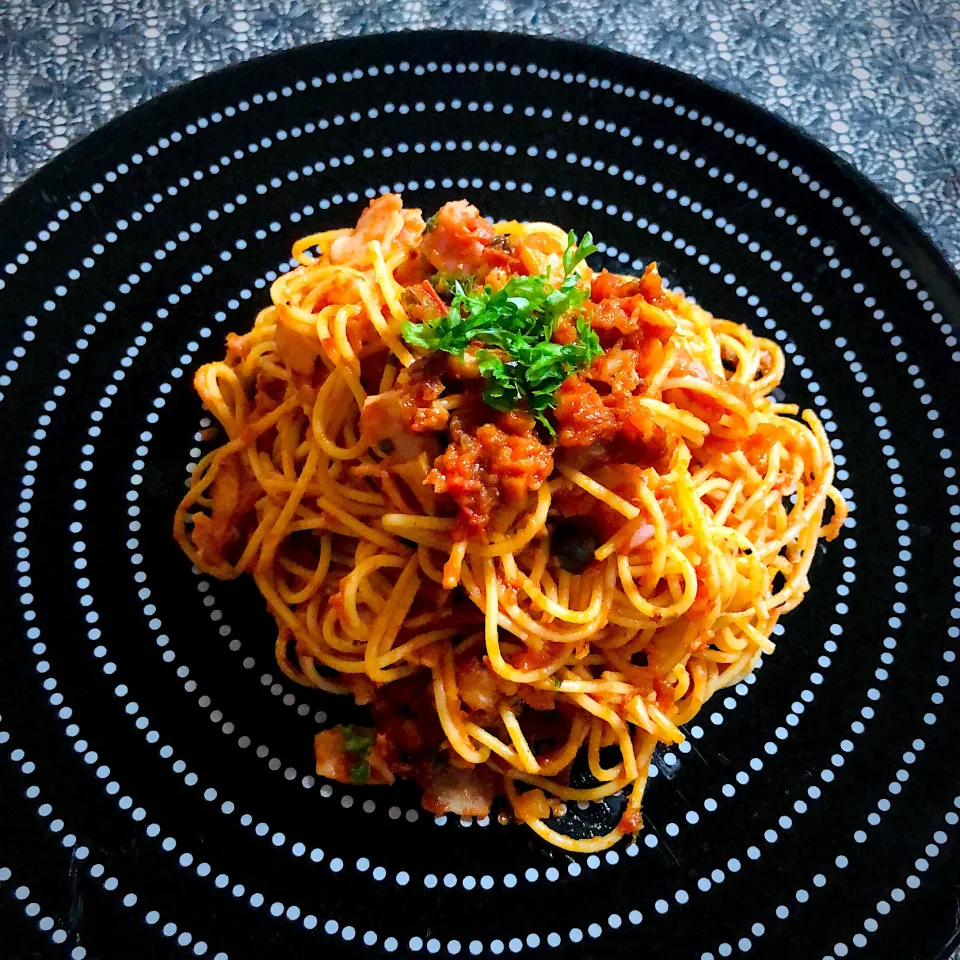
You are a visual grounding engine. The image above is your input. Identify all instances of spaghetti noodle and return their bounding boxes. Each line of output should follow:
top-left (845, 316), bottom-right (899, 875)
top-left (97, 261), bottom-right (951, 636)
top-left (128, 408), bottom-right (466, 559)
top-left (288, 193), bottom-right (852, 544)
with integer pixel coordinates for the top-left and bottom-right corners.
top-left (175, 194), bottom-right (846, 851)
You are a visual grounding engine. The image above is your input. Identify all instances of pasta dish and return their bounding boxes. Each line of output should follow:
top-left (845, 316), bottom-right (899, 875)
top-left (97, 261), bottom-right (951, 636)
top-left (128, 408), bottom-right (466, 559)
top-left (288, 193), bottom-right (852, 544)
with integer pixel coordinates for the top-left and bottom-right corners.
top-left (175, 194), bottom-right (846, 851)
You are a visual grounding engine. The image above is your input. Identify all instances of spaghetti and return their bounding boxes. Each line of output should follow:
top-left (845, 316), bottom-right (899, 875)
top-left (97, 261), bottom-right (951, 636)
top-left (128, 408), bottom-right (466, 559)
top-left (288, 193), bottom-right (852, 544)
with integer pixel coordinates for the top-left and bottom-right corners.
top-left (174, 194), bottom-right (846, 851)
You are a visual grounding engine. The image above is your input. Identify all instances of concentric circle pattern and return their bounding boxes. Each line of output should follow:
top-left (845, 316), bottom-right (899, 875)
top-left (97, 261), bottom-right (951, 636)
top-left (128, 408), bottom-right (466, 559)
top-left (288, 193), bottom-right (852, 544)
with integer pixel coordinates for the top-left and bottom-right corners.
top-left (1, 33), bottom-right (959, 960)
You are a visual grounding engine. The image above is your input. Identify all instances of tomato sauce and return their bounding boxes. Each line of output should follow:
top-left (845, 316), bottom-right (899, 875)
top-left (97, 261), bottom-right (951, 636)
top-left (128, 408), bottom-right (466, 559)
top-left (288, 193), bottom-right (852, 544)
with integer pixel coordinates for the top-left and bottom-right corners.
top-left (375, 203), bottom-right (692, 543)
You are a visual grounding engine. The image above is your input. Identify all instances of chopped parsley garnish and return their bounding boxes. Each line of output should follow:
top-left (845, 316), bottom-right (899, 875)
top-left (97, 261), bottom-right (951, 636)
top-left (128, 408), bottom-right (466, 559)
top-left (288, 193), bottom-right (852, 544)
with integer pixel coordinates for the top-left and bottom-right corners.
top-left (401, 230), bottom-right (602, 435)
top-left (350, 759), bottom-right (370, 784)
top-left (430, 271), bottom-right (477, 299)
top-left (340, 725), bottom-right (375, 784)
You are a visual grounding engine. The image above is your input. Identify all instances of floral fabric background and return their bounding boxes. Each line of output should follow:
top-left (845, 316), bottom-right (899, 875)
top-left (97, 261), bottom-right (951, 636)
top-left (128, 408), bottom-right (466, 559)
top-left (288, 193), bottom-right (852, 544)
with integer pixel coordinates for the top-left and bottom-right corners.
top-left (0, 0), bottom-right (958, 270)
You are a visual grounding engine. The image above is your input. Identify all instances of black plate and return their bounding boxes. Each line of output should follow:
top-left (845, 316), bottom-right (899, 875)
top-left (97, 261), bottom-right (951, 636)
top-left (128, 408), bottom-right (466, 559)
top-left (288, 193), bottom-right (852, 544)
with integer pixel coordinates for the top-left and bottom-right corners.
top-left (1, 31), bottom-right (959, 960)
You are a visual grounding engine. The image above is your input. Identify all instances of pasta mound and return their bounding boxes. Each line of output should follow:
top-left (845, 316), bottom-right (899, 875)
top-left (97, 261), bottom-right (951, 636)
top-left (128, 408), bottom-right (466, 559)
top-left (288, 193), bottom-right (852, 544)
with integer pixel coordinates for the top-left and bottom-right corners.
top-left (175, 195), bottom-right (845, 851)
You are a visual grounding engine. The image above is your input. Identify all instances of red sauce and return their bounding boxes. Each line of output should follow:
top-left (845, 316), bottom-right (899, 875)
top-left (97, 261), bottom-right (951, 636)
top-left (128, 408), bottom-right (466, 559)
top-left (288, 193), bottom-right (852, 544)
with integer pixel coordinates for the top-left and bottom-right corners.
top-left (684, 563), bottom-right (716, 622)
top-left (483, 235), bottom-right (527, 275)
top-left (591, 269), bottom-right (643, 302)
top-left (418, 200), bottom-right (495, 276)
top-left (427, 409), bottom-right (553, 539)
top-left (618, 807), bottom-right (644, 834)
top-left (552, 378), bottom-right (668, 468)
top-left (394, 251), bottom-right (434, 286)
top-left (380, 206), bottom-right (690, 544)
top-left (509, 641), bottom-right (563, 672)
top-left (591, 263), bottom-right (675, 310)
top-left (553, 378), bottom-right (617, 447)
top-left (360, 365), bottom-right (448, 442)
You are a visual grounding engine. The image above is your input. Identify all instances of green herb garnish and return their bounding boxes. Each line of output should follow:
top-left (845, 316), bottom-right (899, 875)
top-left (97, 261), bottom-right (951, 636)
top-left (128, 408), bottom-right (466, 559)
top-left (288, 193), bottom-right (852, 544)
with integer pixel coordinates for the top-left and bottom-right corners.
top-left (430, 271), bottom-right (478, 299)
top-left (401, 230), bottom-right (601, 435)
top-left (350, 759), bottom-right (370, 784)
top-left (340, 725), bottom-right (375, 784)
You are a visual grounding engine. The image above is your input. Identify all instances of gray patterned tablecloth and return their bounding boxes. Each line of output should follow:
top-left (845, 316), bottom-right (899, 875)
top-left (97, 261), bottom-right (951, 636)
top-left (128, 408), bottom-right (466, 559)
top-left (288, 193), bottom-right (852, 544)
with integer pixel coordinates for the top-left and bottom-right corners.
top-left (1, 1), bottom-right (958, 269)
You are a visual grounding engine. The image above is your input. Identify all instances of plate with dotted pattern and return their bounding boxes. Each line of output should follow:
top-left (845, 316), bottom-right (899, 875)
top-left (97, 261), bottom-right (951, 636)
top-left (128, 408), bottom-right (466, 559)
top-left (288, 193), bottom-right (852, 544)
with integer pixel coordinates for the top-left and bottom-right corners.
top-left (1, 32), bottom-right (959, 960)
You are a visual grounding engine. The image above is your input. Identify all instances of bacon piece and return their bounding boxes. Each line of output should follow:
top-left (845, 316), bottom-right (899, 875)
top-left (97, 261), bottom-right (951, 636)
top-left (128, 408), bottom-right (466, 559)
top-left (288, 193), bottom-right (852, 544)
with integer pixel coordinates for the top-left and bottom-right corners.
top-left (512, 787), bottom-right (551, 822)
top-left (456, 655), bottom-right (502, 716)
top-left (329, 193), bottom-right (425, 263)
top-left (419, 763), bottom-right (498, 817)
top-left (360, 367), bottom-right (449, 454)
top-left (274, 310), bottom-right (321, 375)
top-left (313, 727), bottom-right (395, 786)
top-left (189, 455), bottom-right (260, 567)
top-left (418, 200), bottom-right (495, 276)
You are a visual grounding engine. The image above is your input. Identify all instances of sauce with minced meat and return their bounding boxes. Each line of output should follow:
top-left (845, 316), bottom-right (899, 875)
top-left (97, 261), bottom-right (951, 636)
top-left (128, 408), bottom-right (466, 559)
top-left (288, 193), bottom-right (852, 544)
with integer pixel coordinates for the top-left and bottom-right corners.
top-left (377, 201), bottom-right (686, 542)
top-left (308, 200), bottom-right (757, 819)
